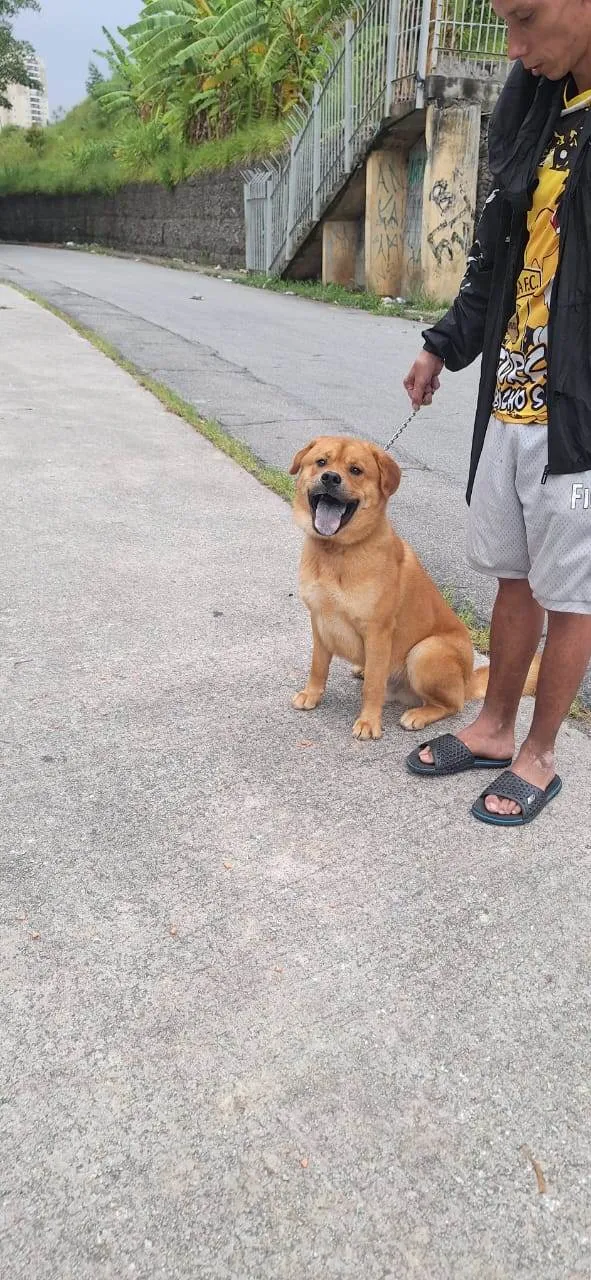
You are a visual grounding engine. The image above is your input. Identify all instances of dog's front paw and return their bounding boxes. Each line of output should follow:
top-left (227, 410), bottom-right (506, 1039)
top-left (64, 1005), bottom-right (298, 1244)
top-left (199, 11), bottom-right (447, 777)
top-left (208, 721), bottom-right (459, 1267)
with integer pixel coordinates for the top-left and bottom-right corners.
top-left (292, 689), bottom-right (322, 711)
top-left (352, 715), bottom-right (382, 740)
top-left (399, 707), bottom-right (432, 731)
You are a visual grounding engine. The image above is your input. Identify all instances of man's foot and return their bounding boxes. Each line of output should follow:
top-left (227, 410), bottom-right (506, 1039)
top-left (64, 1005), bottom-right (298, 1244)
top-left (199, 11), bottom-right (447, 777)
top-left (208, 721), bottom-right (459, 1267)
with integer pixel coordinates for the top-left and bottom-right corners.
top-left (417, 716), bottom-right (515, 773)
top-left (481, 743), bottom-right (556, 816)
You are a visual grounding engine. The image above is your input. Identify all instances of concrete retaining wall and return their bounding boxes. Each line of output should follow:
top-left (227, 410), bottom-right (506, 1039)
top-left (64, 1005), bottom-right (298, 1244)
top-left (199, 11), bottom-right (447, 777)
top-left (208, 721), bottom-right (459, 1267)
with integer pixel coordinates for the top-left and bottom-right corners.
top-left (0, 167), bottom-right (246, 267)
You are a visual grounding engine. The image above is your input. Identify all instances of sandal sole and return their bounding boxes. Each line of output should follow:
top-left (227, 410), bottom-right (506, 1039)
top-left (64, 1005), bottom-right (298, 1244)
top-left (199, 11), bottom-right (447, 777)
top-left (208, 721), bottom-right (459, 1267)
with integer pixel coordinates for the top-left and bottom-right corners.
top-left (406, 754), bottom-right (512, 777)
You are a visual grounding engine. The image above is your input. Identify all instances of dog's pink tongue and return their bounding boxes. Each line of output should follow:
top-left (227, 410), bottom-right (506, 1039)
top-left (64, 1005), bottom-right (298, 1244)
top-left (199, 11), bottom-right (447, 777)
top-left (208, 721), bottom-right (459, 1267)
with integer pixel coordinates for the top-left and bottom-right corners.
top-left (314, 497), bottom-right (344, 536)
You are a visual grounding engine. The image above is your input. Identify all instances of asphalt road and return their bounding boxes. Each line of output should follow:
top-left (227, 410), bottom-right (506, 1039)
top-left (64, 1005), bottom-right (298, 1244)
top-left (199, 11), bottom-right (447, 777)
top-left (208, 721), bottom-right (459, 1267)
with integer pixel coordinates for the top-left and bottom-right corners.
top-left (2, 284), bottom-right (591, 1279)
top-left (0, 243), bottom-right (480, 479)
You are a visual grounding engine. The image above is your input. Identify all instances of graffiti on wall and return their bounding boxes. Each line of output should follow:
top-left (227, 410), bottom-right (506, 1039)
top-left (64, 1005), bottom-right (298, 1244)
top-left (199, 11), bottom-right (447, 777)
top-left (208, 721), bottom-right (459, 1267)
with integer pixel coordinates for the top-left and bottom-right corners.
top-left (370, 156), bottom-right (405, 269)
top-left (427, 171), bottom-right (474, 267)
top-left (403, 143), bottom-right (426, 280)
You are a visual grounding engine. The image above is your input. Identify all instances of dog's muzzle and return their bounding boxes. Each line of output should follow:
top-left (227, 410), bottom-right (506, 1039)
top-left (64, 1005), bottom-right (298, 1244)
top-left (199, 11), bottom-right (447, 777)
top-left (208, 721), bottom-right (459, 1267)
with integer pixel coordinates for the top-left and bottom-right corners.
top-left (308, 484), bottom-right (359, 536)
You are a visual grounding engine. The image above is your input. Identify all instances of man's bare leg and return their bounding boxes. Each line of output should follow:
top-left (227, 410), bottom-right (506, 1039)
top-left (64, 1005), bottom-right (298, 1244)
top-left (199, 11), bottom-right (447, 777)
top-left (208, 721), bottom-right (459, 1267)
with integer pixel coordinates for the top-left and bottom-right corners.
top-left (418, 578), bottom-right (544, 767)
top-left (485, 609), bottom-right (591, 815)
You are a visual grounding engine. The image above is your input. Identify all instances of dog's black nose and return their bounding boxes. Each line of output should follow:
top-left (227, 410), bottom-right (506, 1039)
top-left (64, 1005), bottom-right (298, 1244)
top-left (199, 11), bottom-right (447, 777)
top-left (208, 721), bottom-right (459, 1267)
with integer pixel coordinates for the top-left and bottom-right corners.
top-left (321, 471), bottom-right (342, 488)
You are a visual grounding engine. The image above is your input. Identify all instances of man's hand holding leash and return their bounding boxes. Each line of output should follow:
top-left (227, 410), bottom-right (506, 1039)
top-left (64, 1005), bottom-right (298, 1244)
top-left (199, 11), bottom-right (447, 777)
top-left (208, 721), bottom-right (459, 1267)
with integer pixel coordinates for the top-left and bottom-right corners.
top-left (403, 351), bottom-right (444, 409)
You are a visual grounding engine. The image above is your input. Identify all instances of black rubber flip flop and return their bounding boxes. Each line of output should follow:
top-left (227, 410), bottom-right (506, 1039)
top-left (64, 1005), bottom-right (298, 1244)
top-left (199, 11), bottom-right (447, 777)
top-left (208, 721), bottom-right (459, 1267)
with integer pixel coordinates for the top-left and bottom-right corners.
top-left (471, 770), bottom-right (563, 827)
top-left (406, 732), bottom-right (513, 778)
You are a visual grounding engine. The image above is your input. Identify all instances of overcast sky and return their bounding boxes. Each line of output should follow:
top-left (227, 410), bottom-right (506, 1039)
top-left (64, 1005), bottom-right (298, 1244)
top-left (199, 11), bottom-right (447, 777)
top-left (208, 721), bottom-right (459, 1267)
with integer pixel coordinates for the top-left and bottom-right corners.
top-left (15, 0), bottom-right (142, 114)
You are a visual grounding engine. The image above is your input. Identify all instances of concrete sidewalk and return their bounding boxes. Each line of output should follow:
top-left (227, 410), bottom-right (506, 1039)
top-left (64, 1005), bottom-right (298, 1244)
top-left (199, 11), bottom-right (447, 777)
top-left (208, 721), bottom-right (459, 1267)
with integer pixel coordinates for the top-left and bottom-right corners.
top-left (1, 284), bottom-right (590, 1279)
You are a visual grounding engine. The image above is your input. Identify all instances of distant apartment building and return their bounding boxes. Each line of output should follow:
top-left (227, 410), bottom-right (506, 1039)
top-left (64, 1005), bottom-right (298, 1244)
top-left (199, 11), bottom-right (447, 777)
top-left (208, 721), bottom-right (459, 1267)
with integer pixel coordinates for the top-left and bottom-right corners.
top-left (0, 53), bottom-right (49, 129)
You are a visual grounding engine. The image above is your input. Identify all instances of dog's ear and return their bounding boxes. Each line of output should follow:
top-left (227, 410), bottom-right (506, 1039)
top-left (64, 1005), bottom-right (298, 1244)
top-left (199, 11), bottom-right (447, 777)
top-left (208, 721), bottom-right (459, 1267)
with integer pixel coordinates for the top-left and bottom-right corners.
top-left (372, 446), bottom-right (401, 499)
top-left (289, 439), bottom-right (318, 475)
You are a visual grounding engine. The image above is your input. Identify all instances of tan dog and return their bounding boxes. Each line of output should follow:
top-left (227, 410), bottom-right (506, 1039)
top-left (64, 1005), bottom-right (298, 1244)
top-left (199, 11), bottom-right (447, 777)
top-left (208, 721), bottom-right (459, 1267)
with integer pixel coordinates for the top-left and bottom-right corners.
top-left (290, 435), bottom-right (538, 739)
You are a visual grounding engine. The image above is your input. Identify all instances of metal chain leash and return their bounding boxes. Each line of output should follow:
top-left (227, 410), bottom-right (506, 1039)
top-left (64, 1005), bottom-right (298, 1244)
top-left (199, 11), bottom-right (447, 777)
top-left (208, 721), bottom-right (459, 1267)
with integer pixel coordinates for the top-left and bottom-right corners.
top-left (382, 404), bottom-right (420, 453)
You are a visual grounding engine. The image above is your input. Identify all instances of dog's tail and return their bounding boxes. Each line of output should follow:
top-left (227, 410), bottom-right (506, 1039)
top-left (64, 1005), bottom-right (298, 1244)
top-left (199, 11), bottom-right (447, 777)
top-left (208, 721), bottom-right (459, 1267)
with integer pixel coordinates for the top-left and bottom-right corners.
top-left (467, 651), bottom-right (541, 701)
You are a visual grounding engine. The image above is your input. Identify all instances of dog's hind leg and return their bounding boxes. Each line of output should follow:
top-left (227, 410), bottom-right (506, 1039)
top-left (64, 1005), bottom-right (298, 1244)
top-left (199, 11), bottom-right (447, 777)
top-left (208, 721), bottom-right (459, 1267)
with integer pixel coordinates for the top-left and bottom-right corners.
top-left (399, 636), bottom-right (469, 731)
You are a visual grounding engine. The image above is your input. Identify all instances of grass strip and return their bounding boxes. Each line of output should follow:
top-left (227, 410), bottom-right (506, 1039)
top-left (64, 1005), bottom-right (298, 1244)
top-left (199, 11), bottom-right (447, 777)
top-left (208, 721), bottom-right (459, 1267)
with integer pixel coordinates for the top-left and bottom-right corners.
top-left (233, 273), bottom-right (447, 322)
top-left (440, 587), bottom-right (492, 654)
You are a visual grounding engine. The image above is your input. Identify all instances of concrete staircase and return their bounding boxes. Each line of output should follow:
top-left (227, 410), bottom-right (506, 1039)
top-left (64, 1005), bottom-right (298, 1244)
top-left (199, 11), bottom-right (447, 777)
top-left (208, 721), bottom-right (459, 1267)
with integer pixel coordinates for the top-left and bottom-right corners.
top-left (243, 0), bottom-right (508, 303)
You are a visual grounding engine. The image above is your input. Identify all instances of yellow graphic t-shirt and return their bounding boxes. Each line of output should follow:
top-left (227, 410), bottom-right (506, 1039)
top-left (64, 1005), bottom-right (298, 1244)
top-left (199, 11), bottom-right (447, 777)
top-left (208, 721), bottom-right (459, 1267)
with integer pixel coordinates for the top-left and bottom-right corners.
top-left (494, 84), bottom-right (591, 424)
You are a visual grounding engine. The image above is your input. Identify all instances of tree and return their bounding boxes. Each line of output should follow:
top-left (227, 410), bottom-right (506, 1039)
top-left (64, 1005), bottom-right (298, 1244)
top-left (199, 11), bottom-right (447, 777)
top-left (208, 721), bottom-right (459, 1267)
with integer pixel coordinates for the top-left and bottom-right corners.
top-left (92, 26), bottom-right (144, 121)
top-left (85, 60), bottom-right (104, 97)
top-left (0, 0), bottom-right (41, 112)
top-left (102, 0), bottom-right (351, 144)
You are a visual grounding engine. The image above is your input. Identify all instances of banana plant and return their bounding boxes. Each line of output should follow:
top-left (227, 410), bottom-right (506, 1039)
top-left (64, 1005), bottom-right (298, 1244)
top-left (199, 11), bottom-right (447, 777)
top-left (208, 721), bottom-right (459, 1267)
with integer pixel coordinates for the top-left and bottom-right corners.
top-left (97, 0), bottom-right (351, 141)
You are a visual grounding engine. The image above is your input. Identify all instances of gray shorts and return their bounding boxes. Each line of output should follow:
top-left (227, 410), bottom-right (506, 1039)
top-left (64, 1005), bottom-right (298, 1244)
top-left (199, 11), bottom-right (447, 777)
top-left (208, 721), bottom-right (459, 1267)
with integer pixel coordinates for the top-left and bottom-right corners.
top-left (467, 416), bottom-right (591, 614)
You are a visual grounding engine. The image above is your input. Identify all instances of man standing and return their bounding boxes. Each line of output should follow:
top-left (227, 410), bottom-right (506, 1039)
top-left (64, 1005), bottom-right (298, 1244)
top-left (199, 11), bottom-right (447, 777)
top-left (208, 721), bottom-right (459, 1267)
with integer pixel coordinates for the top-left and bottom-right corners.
top-left (403, 0), bottom-right (591, 825)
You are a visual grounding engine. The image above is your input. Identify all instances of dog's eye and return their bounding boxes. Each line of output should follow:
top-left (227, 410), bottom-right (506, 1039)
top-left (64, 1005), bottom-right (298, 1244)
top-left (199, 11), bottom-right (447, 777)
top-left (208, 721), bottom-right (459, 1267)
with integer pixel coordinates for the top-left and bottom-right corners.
top-left (316, 458), bottom-right (327, 467)
top-left (349, 465), bottom-right (363, 476)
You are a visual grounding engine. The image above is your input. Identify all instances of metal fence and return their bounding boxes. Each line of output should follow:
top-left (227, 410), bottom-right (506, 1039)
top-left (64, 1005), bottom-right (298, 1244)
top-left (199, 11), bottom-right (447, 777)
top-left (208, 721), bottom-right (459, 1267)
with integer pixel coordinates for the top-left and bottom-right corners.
top-left (431, 0), bottom-right (507, 76)
top-left (243, 0), bottom-right (507, 275)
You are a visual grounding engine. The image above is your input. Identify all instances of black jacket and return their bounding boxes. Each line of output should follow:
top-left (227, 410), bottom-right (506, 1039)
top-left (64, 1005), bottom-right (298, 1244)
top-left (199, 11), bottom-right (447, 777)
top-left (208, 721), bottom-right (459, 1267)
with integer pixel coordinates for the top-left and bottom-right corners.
top-left (422, 62), bottom-right (591, 504)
